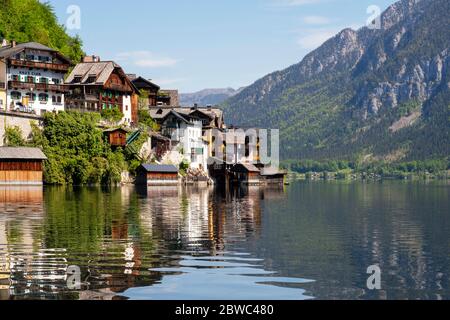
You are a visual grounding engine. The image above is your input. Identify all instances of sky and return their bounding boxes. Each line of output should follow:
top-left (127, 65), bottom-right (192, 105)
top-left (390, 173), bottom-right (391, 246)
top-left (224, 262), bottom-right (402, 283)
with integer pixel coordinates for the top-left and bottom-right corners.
top-left (48, 0), bottom-right (397, 93)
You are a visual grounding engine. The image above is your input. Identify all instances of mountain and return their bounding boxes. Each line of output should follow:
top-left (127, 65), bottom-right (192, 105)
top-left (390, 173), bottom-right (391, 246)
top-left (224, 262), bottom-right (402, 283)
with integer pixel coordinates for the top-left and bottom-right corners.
top-left (222, 0), bottom-right (450, 163)
top-left (0, 0), bottom-right (84, 62)
top-left (180, 87), bottom-right (244, 106)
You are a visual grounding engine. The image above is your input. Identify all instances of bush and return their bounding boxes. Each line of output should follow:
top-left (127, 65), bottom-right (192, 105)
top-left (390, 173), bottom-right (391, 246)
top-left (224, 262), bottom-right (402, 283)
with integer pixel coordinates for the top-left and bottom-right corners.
top-left (31, 111), bottom-right (127, 185)
top-left (3, 126), bottom-right (26, 146)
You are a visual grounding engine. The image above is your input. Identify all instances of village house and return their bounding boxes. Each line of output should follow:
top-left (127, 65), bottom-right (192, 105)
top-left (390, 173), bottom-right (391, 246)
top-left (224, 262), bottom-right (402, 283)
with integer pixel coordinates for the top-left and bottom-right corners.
top-left (149, 105), bottom-right (225, 161)
top-left (130, 76), bottom-right (160, 107)
top-left (135, 164), bottom-right (179, 186)
top-left (0, 147), bottom-right (47, 185)
top-left (64, 56), bottom-right (139, 126)
top-left (159, 110), bottom-right (209, 170)
top-left (157, 89), bottom-right (179, 107)
top-left (0, 40), bottom-right (71, 115)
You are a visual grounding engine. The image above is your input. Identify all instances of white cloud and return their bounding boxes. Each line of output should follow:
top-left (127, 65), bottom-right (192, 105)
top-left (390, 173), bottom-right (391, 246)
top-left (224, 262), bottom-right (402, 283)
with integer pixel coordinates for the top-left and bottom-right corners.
top-left (302, 15), bottom-right (332, 25)
top-left (116, 51), bottom-right (179, 68)
top-left (296, 28), bottom-right (339, 49)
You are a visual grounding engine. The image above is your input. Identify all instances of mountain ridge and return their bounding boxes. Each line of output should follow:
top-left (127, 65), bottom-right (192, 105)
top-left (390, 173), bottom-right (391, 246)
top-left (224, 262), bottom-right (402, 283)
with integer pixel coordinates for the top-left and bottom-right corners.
top-left (222, 0), bottom-right (449, 162)
top-left (180, 87), bottom-right (244, 106)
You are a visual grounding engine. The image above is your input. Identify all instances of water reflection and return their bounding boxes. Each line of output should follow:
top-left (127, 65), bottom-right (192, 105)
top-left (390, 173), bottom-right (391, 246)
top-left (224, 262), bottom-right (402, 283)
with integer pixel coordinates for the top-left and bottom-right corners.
top-left (0, 184), bottom-right (312, 300)
top-left (0, 181), bottom-right (449, 300)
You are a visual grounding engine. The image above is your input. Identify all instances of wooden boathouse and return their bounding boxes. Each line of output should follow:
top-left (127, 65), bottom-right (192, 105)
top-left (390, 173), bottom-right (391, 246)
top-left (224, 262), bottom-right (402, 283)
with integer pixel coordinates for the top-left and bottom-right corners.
top-left (103, 128), bottom-right (128, 148)
top-left (135, 164), bottom-right (179, 186)
top-left (0, 147), bottom-right (47, 185)
top-left (231, 163), bottom-right (261, 186)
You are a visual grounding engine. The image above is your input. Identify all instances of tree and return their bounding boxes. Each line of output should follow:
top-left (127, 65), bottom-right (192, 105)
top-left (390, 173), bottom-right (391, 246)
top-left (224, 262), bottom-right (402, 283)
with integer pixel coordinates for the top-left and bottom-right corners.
top-left (3, 126), bottom-right (26, 146)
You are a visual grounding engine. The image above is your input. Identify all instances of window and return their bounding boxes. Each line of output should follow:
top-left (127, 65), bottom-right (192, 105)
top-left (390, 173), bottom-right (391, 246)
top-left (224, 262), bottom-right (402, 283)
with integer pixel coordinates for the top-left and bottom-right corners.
top-left (52, 78), bottom-right (61, 84)
top-left (40, 77), bottom-right (48, 84)
top-left (52, 96), bottom-right (56, 103)
top-left (26, 54), bottom-right (35, 61)
top-left (26, 76), bottom-right (34, 83)
top-left (125, 105), bottom-right (128, 111)
top-left (57, 96), bottom-right (62, 103)
top-left (73, 76), bottom-right (82, 83)
top-left (12, 75), bottom-right (19, 81)
top-left (26, 93), bottom-right (37, 101)
top-left (11, 91), bottom-right (21, 100)
top-left (39, 93), bottom-right (48, 102)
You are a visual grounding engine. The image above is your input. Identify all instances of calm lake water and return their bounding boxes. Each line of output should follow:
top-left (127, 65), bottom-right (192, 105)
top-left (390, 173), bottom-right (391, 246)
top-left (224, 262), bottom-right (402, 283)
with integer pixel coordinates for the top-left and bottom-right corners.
top-left (0, 181), bottom-right (449, 300)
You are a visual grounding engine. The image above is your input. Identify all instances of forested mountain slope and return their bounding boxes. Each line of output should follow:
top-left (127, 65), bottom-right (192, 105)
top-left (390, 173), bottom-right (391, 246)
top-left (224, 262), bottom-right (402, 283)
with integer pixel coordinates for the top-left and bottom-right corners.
top-left (222, 0), bottom-right (450, 162)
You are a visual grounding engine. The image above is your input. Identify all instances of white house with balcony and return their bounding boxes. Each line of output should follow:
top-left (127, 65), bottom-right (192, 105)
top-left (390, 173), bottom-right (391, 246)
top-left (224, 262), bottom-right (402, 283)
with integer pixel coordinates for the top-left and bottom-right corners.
top-left (160, 110), bottom-right (209, 170)
top-left (0, 41), bottom-right (71, 116)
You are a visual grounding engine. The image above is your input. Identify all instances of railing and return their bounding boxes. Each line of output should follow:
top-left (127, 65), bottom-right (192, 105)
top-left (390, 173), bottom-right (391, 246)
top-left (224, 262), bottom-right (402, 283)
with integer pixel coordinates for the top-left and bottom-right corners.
top-left (8, 81), bottom-right (69, 93)
top-left (9, 59), bottom-right (70, 72)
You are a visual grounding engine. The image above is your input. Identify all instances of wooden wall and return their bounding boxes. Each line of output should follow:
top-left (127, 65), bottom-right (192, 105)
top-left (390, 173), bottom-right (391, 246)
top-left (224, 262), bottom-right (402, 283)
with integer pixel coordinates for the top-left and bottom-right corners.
top-left (147, 172), bottom-right (179, 181)
top-left (107, 132), bottom-right (127, 147)
top-left (0, 160), bottom-right (44, 184)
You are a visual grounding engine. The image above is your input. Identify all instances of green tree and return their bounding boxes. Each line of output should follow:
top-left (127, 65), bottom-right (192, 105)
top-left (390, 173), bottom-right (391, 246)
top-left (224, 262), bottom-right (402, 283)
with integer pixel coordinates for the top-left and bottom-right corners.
top-left (3, 126), bottom-right (26, 146)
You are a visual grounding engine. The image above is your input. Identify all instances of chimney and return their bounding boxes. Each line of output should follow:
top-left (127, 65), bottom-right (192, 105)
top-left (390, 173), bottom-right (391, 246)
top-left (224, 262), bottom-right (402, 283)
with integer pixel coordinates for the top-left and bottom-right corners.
top-left (82, 55), bottom-right (101, 63)
top-left (11, 40), bottom-right (16, 48)
top-left (1, 39), bottom-right (9, 48)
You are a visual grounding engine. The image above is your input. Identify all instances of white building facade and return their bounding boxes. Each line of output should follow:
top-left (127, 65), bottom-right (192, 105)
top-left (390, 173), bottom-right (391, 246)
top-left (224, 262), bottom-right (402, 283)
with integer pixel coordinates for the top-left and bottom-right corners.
top-left (0, 42), bottom-right (71, 116)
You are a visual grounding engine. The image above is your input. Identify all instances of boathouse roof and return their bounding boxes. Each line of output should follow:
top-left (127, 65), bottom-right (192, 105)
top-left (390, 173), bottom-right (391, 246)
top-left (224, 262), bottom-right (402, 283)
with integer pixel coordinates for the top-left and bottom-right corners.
top-left (140, 164), bottom-right (179, 173)
top-left (0, 147), bottom-right (47, 160)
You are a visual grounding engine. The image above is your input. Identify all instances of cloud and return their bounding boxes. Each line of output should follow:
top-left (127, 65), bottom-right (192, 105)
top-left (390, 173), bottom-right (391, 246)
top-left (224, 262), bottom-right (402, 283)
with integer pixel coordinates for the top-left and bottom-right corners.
top-left (302, 15), bottom-right (332, 25)
top-left (296, 28), bottom-right (339, 49)
top-left (116, 51), bottom-right (179, 68)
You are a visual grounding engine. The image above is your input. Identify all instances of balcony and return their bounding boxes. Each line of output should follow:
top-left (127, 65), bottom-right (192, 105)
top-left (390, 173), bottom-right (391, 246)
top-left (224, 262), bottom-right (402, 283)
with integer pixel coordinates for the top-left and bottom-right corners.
top-left (9, 59), bottom-right (70, 72)
top-left (106, 83), bottom-right (131, 93)
top-left (8, 81), bottom-right (69, 93)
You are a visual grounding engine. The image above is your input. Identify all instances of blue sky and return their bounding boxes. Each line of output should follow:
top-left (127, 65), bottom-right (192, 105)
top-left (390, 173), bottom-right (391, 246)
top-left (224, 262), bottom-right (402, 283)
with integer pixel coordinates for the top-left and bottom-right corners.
top-left (49, 0), bottom-right (396, 93)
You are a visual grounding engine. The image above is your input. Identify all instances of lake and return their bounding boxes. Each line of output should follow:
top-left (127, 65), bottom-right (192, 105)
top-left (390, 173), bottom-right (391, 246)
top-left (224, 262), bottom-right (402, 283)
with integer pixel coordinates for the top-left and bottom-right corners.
top-left (0, 181), bottom-right (449, 300)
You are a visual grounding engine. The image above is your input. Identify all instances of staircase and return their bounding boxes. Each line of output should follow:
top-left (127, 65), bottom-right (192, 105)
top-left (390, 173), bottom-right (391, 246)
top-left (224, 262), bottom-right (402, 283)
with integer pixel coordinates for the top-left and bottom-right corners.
top-left (126, 129), bottom-right (142, 145)
top-left (125, 129), bottom-right (143, 160)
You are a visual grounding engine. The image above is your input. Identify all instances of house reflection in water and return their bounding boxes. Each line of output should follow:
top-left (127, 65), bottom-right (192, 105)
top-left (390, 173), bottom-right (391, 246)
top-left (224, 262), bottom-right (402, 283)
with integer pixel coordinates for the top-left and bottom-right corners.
top-left (0, 186), bottom-right (45, 300)
top-left (0, 185), bottom-right (286, 300)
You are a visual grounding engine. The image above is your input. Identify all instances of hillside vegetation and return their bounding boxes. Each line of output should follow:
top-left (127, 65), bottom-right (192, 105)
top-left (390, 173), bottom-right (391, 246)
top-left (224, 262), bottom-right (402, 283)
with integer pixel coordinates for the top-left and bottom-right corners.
top-left (0, 0), bottom-right (84, 62)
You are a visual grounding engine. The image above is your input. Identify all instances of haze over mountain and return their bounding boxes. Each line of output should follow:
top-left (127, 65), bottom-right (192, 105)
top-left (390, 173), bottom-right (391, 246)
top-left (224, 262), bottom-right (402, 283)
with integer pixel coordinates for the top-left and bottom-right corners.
top-left (222, 0), bottom-right (449, 162)
top-left (180, 87), bottom-right (244, 107)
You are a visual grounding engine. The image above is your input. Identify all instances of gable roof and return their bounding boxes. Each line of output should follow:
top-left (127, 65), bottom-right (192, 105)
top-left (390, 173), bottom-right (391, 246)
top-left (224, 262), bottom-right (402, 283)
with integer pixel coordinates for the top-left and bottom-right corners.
top-left (0, 42), bottom-right (71, 63)
top-left (260, 167), bottom-right (287, 176)
top-left (65, 61), bottom-right (118, 85)
top-left (65, 61), bottom-right (139, 93)
top-left (149, 107), bottom-right (223, 123)
top-left (0, 147), bottom-right (47, 160)
top-left (234, 163), bottom-right (260, 172)
top-left (132, 77), bottom-right (160, 91)
top-left (162, 110), bottom-right (191, 124)
top-left (140, 164), bottom-right (179, 173)
top-left (103, 127), bottom-right (129, 134)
